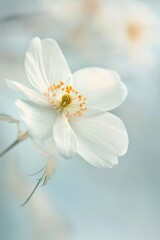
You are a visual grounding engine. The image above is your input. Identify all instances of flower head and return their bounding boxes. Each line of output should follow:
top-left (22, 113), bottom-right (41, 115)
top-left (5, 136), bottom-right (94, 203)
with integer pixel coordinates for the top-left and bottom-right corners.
top-left (103, 1), bottom-right (159, 66)
top-left (7, 37), bottom-right (128, 168)
top-left (44, 81), bottom-right (87, 121)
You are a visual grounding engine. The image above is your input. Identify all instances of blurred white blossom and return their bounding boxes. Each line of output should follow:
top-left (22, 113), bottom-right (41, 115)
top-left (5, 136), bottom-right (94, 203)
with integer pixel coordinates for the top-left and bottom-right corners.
top-left (42, 0), bottom-right (160, 70)
top-left (97, 0), bottom-right (160, 67)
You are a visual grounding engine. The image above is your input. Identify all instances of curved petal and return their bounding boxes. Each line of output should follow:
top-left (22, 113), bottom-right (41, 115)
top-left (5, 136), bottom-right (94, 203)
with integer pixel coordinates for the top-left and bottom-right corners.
top-left (25, 37), bottom-right (72, 92)
top-left (53, 114), bottom-right (78, 159)
top-left (43, 137), bottom-right (59, 159)
top-left (16, 100), bottom-right (56, 140)
top-left (73, 67), bottom-right (127, 111)
top-left (7, 79), bottom-right (49, 107)
top-left (71, 109), bottom-right (128, 168)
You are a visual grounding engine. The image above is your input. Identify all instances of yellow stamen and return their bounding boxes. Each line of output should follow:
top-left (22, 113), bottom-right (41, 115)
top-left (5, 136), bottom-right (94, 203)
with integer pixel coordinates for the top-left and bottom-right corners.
top-left (61, 94), bottom-right (72, 107)
top-left (44, 82), bottom-right (87, 121)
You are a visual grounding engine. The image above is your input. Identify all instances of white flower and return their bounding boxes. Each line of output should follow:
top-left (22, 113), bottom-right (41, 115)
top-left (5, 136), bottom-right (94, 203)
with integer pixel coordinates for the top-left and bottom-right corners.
top-left (103, 1), bottom-right (159, 66)
top-left (7, 37), bottom-right (128, 168)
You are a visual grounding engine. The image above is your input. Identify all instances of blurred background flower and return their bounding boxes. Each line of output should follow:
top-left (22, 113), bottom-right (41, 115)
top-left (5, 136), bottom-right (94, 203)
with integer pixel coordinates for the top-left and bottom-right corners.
top-left (0, 0), bottom-right (160, 239)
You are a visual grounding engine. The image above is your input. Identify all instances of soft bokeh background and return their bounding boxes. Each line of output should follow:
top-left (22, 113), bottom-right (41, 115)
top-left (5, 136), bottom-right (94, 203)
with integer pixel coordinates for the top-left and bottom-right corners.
top-left (0, 0), bottom-right (160, 239)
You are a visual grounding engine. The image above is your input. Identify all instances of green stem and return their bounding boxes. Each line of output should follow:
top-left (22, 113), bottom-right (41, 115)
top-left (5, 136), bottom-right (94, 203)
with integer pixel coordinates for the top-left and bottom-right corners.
top-left (21, 174), bottom-right (45, 207)
top-left (0, 131), bottom-right (29, 158)
top-left (0, 139), bottom-right (19, 158)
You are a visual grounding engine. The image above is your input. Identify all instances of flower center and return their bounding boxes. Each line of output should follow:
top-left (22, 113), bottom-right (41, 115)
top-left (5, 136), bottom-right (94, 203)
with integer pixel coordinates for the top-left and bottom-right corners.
top-left (61, 94), bottom-right (72, 107)
top-left (127, 22), bottom-right (143, 42)
top-left (44, 82), bottom-right (87, 121)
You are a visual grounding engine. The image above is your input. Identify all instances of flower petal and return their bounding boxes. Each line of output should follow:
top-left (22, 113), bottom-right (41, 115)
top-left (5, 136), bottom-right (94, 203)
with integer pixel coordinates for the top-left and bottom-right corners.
top-left (25, 37), bottom-right (72, 92)
top-left (71, 109), bottom-right (128, 168)
top-left (16, 100), bottom-right (56, 140)
top-left (73, 67), bottom-right (127, 111)
top-left (42, 137), bottom-right (59, 159)
top-left (7, 79), bottom-right (49, 106)
top-left (53, 114), bottom-right (78, 159)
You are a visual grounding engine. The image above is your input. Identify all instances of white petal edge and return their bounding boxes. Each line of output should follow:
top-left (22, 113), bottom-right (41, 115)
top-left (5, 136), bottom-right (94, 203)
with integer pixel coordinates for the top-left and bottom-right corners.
top-left (53, 114), bottom-right (78, 159)
top-left (16, 100), bottom-right (56, 140)
top-left (73, 67), bottom-right (128, 111)
top-left (25, 37), bottom-right (72, 92)
top-left (71, 109), bottom-right (129, 168)
top-left (42, 137), bottom-right (59, 159)
top-left (6, 79), bottom-right (49, 107)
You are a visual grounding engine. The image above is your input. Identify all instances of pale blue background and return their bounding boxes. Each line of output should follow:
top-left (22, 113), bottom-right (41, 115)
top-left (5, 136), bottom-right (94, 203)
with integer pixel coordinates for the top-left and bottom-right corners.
top-left (0, 0), bottom-right (160, 239)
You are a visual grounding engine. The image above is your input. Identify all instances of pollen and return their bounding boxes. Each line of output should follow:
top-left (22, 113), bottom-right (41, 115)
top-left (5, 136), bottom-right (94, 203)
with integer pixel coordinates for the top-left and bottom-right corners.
top-left (61, 94), bottom-right (72, 107)
top-left (44, 81), bottom-right (87, 121)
